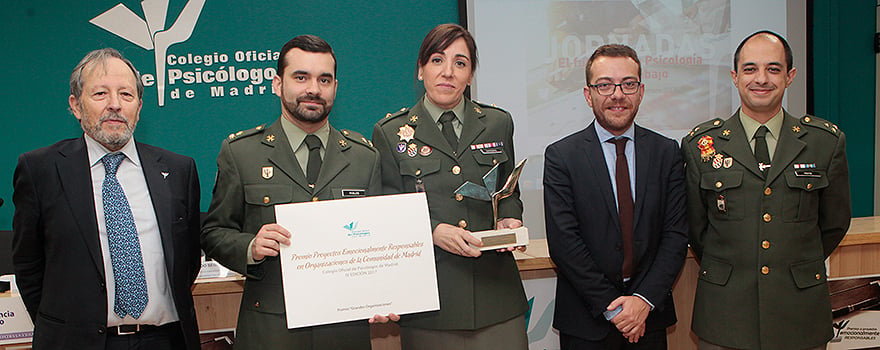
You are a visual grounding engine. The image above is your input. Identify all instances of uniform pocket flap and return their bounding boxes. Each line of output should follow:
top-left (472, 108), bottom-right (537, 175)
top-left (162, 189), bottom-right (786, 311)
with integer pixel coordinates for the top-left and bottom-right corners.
top-left (790, 258), bottom-right (826, 289)
top-left (784, 171), bottom-right (829, 192)
top-left (700, 171), bottom-right (743, 192)
top-left (473, 149), bottom-right (509, 166)
top-left (698, 255), bottom-right (733, 286)
top-left (399, 159), bottom-right (441, 177)
top-left (244, 184), bottom-right (293, 206)
top-left (241, 280), bottom-right (285, 314)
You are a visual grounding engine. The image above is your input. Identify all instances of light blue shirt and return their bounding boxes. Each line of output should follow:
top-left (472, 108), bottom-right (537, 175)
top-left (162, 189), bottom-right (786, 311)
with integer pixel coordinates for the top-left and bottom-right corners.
top-left (594, 123), bottom-right (635, 205)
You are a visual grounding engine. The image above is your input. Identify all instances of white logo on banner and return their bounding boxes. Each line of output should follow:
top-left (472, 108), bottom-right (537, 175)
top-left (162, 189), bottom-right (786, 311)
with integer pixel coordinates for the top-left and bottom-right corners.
top-left (90, 0), bottom-right (205, 106)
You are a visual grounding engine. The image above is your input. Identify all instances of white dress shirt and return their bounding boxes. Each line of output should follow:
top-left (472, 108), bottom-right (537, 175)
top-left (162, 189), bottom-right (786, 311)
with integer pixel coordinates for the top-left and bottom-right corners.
top-left (85, 135), bottom-right (179, 327)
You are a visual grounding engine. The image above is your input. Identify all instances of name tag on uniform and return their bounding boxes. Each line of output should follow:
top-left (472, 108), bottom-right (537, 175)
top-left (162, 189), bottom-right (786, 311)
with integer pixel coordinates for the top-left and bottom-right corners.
top-left (479, 148), bottom-right (503, 155)
top-left (341, 189), bottom-right (366, 197)
top-left (795, 170), bottom-right (822, 178)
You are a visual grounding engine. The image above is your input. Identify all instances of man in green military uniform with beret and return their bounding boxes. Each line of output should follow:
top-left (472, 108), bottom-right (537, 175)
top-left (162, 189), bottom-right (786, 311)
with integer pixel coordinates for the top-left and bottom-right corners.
top-left (682, 31), bottom-right (851, 350)
top-left (201, 35), bottom-right (386, 349)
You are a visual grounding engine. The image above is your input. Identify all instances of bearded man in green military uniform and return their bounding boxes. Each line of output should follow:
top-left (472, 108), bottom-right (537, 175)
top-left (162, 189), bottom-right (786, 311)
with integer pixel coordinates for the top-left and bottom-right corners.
top-left (201, 35), bottom-right (389, 350)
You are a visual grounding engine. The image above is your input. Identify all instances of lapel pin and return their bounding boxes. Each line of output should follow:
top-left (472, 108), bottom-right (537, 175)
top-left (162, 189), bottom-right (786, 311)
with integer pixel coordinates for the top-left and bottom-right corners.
top-left (262, 166), bottom-right (273, 179)
top-left (161, 172), bottom-right (169, 179)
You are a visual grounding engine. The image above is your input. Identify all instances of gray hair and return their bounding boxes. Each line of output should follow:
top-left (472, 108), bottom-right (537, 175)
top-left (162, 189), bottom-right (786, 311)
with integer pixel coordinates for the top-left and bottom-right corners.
top-left (69, 48), bottom-right (144, 113)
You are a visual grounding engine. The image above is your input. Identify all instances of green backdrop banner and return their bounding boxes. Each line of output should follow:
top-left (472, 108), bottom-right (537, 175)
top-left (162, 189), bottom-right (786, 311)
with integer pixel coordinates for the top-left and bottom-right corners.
top-left (1, 1), bottom-right (458, 229)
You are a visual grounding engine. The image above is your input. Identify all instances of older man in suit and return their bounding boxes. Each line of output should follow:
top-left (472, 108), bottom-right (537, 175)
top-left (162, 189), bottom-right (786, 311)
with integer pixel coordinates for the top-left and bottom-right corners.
top-left (683, 31), bottom-right (850, 350)
top-left (12, 48), bottom-right (201, 349)
top-left (544, 44), bottom-right (688, 349)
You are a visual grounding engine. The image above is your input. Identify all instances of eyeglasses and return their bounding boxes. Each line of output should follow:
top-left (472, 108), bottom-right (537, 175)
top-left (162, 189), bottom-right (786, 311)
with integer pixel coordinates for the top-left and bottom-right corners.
top-left (587, 81), bottom-right (642, 96)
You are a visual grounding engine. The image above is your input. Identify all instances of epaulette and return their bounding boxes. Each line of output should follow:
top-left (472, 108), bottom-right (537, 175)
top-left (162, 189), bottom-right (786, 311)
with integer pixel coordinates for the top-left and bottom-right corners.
top-left (799, 115), bottom-right (841, 137)
top-left (472, 100), bottom-right (509, 114)
top-left (378, 107), bottom-right (410, 126)
top-left (340, 129), bottom-right (375, 148)
top-left (684, 118), bottom-right (724, 142)
top-left (226, 124), bottom-right (267, 142)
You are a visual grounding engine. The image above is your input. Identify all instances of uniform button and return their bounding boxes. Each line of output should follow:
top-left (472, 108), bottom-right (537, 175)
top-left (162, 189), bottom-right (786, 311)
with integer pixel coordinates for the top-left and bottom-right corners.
top-left (458, 220), bottom-right (467, 229)
top-left (492, 159), bottom-right (498, 165)
top-left (452, 165), bottom-right (461, 175)
top-left (615, 244), bottom-right (622, 251)
top-left (806, 183), bottom-right (813, 190)
top-left (263, 196), bottom-right (270, 204)
top-left (761, 240), bottom-right (770, 249)
top-left (763, 213), bottom-right (772, 222)
top-left (415, 169), bottom-right (422, 176)
top-left (715, 181), bottom-right (722, 188)
top-left (764, 187), bottom-right (772, 196)
top-left (815, 273), bottom-right (822, 280)
top-left (98, 328), bottom-right (106, 334)
top-left (312, 197), bottom-right (319, 202)
top-left (701, 270), bottom-right (707, 276)
top-left (254, 301), bottom-right (260, 308)
top-left (455, 193), bottom-right (464, 201)
top-left (804, 116), bottom-right (812, 123)
top-left (761, 266), bottom-right (769, 275)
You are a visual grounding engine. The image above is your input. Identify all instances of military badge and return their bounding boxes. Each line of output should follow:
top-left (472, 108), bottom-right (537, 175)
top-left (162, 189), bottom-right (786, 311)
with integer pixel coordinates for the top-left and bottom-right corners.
top-left (397, 142), bottom-right (407, 153)
top-left (697, 135), bottom-right (715, 162)
top-left (407, 143), bottom-right (418, 157)
top-left (262, 166), bottom-right (273, 179)
top-left (712, 154), bottom-right (723, 169)
top-left (723, 157), bottom-right (733, 168)
top-left (397, 124), bottom-right (415, 142)
top-left (794, 163), bottom-right (816, 169)
top-left (717, 195), bottom-right (727, 214)
top-left (419, 145), bottom-right (433, 156)
top-left (410, 115), bottom-right (419, 123)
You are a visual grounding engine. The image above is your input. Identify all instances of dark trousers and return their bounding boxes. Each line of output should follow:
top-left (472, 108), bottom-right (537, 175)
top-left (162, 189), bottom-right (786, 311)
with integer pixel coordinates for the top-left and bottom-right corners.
top-left (105, 322), bottom-right (186, 350)
top-left (560, 328), bottom-right (667, 350)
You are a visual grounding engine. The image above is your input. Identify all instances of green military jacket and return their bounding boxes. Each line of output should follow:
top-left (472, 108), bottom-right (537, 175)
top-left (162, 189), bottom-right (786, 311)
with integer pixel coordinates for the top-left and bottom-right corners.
top-left (682, 110), bottom-right (851, 350)
top-left (372, 97), bottom-right (528, 330)
top-left (201, 119), bottom-right (380, 349)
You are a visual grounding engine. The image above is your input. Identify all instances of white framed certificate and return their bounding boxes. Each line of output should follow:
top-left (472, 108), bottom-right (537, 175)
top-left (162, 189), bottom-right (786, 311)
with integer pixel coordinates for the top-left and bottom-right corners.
top-left (275, 193), bottom-right (439, 329)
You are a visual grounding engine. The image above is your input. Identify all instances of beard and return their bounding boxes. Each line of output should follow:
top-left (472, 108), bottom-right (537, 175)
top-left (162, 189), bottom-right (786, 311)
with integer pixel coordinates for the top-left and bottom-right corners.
top-left (283, 94), bottom-right (332, 124)
top-left (81, 111), bottom-right (136, 151)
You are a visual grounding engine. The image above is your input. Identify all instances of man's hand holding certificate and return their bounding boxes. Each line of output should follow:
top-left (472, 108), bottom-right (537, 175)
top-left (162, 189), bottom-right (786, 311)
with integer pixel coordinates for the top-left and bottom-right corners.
top-left (275, 193), bottom-right (439, 329)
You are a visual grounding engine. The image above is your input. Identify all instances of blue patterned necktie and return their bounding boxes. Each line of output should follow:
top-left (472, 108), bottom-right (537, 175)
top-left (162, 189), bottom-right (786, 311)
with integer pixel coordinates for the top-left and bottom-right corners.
top-left (101, 153), bottom-right (148, 319)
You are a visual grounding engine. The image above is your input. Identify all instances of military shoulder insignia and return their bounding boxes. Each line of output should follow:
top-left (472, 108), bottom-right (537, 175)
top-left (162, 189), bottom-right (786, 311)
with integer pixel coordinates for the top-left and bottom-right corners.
top-left (472, 100), bottom-right (509, 115)
top-left (378, 108), bottom-right (410, 126)
top-left (685, 118), bottom-right (724, 142)
top-left (227, 124), bottom-right (267, 142)
top-left (340, 129), bottom-right (375, 149)
top-left (799, 115), bottom-right (841, 136)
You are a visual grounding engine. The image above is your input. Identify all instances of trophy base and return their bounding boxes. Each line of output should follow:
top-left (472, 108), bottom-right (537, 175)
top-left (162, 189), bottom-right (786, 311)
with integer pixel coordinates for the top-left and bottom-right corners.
top-left (469, 227), bottom-right (529, 251)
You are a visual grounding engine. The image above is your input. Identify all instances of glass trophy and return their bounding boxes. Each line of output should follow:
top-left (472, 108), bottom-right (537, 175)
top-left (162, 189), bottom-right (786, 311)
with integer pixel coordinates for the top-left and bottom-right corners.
top-left (453, 159), bottom-right (529, 251)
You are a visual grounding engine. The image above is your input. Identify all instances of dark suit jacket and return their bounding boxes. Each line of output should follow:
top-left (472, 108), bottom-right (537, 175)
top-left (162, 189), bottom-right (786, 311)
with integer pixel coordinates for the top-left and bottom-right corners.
top-left (201, 120), bottom-right (380, 349)
top-left (682, 111), bottom-right (850, 349)
top-left (371, 97), bottom-right (528, 330)
top-left (543, 122), bottom-right (688, 341)
top-left (12, 137), bottom-right (201, 349)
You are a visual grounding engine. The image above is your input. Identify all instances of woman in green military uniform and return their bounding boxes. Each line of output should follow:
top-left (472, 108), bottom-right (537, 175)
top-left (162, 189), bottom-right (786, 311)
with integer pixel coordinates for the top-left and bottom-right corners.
top-left (372, 23), bottom-right (529, 350)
